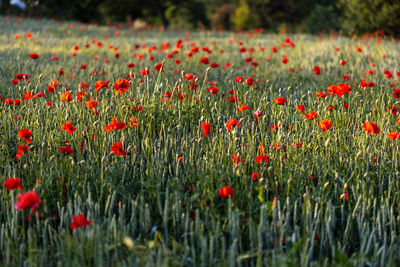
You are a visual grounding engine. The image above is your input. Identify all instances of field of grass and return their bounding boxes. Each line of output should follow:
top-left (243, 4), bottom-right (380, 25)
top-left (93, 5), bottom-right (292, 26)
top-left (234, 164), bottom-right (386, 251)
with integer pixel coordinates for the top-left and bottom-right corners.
top-left (1, 16), bottom-right (400, 266)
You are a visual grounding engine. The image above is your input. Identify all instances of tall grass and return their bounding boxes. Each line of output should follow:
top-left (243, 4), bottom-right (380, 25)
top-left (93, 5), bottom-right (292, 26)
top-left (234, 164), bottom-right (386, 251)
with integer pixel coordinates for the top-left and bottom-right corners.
top-left (0, 16), bottom-right (400, 266)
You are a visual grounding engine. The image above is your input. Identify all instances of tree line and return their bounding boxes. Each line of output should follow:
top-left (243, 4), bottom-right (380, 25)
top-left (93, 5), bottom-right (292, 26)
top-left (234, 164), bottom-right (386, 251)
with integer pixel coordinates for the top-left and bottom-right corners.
top-left (1, 0), bottom-right (400, 35)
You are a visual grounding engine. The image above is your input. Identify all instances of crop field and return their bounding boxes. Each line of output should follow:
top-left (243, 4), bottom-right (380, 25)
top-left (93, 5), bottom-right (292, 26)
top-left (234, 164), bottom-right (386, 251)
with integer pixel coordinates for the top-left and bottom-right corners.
top-left (1, 16), bottom-right (400, 266)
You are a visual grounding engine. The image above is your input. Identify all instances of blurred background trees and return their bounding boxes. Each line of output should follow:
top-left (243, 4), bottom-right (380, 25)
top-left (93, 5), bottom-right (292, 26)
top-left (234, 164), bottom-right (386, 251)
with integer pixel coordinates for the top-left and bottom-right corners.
top-left (1, 0), bottom-right (399, 35)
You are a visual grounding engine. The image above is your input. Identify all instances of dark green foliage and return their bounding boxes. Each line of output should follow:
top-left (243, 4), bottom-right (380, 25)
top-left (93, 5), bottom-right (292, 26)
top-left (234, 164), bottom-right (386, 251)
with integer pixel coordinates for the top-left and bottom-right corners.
top-left (1, 0), bottom-right (400, 34)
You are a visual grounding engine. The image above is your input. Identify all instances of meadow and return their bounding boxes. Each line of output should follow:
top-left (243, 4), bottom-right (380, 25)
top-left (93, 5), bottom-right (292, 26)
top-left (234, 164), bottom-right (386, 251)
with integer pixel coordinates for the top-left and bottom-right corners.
top-left (1, 16), bottom-right (400, 266)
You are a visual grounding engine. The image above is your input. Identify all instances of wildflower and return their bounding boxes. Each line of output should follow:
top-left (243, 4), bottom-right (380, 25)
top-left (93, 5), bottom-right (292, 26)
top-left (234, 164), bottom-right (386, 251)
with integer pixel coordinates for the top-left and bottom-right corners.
top-left (251, 172), bottom-right (260, 181)
top-left (114, 79), bottom-right (130, 95)
top-left (71, 214), bottom-right (92, 230)
top-left (16, 145), bottom-right (29, 159)
top-left (129, 117), bottom-right (138, 128)
top-left (207, 86), bottom-right (218, 95)
top-left (29, 53), bottom-right (39, 59)
top-left (305, 111), bottom-right (318, 120)
top-left (226, 118), bottom-right (242, 131)
top-left (274, 97), bottom-right (287, 105)
top-left (201, 122), bottom-right (211, 137)
top-left (316, 92), bottom-right (326, 98)
top-left (61, 92), bottom-right (72, 102)
top-left (362, 122), bottom-right (380, 135)
top-left (297, 105), bottom-right (305, 113)
top-left (4, 178), bottom-right (22, 191)
top-left (231, 155), bottom-right (245, 165)
top-left (313, 65), bottom-right (321, 75)
top-left (388, 131), bottom-right (399, 140)
top-left (15, 190), bottom-right (41, 211)
top-left (85, 100), bottom-right (98, 109)
top-left (235, 76), bottom-right (244, 83)
top-left (23, 91), bottom-right (33, 100)
top-left (61, 121), bottom-right (76, 134)
top-left (200, 57), bottom-right (209, 64)
top-left (238, 104), bottom-right (251, 112)
top-left (318, 120), bottom-right (332, 131)
top-left (18, 129), bottom-right (32, 144)
top-left (59, 145), bottom-right (74, 155)
top-left (246, 77), bottom-right (254, 85)
top-left (105, 116), bottom-right (126, 133)
top-left (255, 154), bottom-right (269, 164)
top-left (48, 80), bottom-right (60, 93)
top-left (110, 141), bottom-right (127, 156)
top-left (219, 186), bottom-right (234, 198)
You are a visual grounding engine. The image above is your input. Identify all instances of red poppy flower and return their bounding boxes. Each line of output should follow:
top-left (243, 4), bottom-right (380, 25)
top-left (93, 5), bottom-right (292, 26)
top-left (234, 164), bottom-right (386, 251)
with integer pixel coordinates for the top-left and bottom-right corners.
top-left (246, 77), bottom-right (254, 85)
top-left (59, 145), bottom-right (74, 155)
top-left (129, 117), bottom-right (138, 127)
top-left (76, 91), bottom-right (86, 102)
top-left (201, 122), bottom-right (211, 137)
top-left (114, 79), bottom-right (130, 95)
top-left (253, 110), bottom-right (263, 121)
top-left (29, 53), bottom-right (39, 59)
top-left (251, 172), bottom-right (260, 181)
top-left (274, 97), bottom-right (287, 105)
top-left (85, 100), bottom-right (98, 109)
top-left (71, 214), bottom-right (92, 230)
top-left (386, 106), bottom-right (398, 115)
top-left (282, 57), bottom-right (288, 64)
top-left (200, 57), bottom-right (210, 64)
top-left (105, 116), bottom-right (126, 133)
top-left (313, 65), bottom-right (321, 75)
top-left (110, 141), bottom-right (127, 156)
top-left (219, 186), bottom-right (234, 198)
top-left (238, 104), bottom-right (251, 112)
top-left (77, 82), bottom-right (88, 90)
top-left (362, 122), bottom-right (380, 135)
top-left (15, 190), bottom-right (41, 211)
top-left (23, 91), bottom-right (33, 100)
top-left (305, 111), bottom-right (318, 120)
top-left (141, 69), bottom-right (149, 76)
top-left (16, 144), bottom-right (29, 158)
top-left (226, 118), bottom-right (242, 131)
top-left (18, 129), bottom-right (32, 144)
top-left (297, 104), bottom-right (305, 113)
top-left (61, 92), bottom-right (72, 102)
top-left (292, 142), bottom-right (303, 148)
top-left (14, 98), bottom-right (21, 105)
top-left (207, 86), bottom-right (218, 95)
top-left (327, 83), bottom-right (352, 97)
top-left (393, 89), bottom-right (400, 99)
top-left (235, 76), bottom-right (244, 83)
top-left (33, 92), bottom-right (46, 98)
top-left (255, 154), bottom-right (269, 164)
top-left (4, 178), bottom-right (22, 191)
top-left (316, 92), bottom-right (326, 98)
top-left (61, 121), bottom-right (76, 134)
top-left (184, 73), bottom-right (193, 80)
top-left (388, 131), bottom-right (400, 140)
top-left (48, 80), bottom-right (60, 93)
top-left (210, 62), bottom-right (219, 68)
top-left (318, 120), bottom-right (332, 131)
top-left (155, 63), bottom-right (163, 72)
top-left (14, 73), bottom-right (29, 82)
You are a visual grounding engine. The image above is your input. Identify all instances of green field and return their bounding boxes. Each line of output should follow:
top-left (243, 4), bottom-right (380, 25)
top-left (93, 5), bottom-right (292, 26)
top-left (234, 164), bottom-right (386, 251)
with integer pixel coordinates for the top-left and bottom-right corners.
top-left (1, 16), bottom-right (400, 266)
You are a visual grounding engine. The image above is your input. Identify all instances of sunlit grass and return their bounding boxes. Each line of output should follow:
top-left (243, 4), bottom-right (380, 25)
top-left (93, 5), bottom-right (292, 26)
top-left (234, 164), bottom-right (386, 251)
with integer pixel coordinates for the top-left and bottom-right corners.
top-left (0, 16), bottom-right (400, 266)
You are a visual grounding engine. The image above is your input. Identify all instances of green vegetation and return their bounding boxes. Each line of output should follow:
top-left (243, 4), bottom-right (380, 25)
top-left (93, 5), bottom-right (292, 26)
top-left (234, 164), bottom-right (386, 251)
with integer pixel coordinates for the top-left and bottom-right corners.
top-left (0, 16), bottom-right (400, 266)
top-left (2, 0), bottom-right (400, 35)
